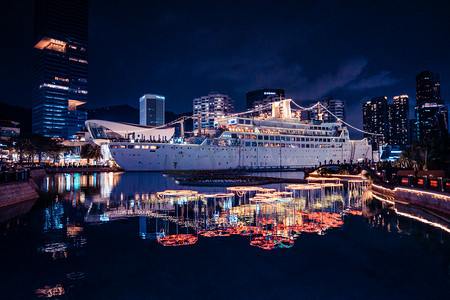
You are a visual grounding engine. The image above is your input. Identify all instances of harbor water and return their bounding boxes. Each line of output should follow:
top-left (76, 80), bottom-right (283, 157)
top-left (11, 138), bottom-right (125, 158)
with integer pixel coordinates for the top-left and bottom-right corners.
top-left (0, 171), bottom-right (449, 299)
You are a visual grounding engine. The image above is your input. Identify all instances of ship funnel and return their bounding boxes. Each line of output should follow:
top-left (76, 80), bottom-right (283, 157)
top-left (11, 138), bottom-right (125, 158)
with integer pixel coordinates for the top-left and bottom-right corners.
top-left (271, 99), bottom-right (292, 119)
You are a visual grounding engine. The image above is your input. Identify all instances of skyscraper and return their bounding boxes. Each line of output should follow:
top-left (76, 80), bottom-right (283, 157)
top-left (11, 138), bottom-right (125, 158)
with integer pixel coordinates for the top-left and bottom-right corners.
top-left (193, 92), bottom-right (234, 130)
top-left (139, 94), bottom-right (165, 127)
top-left (363, 96), bottom-right (388, 148)
top-left (416, 71), bottom-right (441, 105)
top-left (415, 71), bottom-right (448, 141)
top-left (32, 0), bottom-right (88, 140)
top-left (246, 89), bottom-right (285, 110)
top-left (390, 95), bottom-right (409, 146)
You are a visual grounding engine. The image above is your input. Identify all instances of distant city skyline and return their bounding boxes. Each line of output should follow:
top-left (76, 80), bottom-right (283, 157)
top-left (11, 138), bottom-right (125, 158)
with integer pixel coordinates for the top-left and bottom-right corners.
top-left (1, 0), bottom-right (450, 135)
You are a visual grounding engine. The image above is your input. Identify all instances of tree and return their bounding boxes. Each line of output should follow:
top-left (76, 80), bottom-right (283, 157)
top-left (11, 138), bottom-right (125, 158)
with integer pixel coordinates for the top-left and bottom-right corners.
top-left (396, 135), bottom-right (450, 172)
top-left (8, 134), bottom-right (64, 165)
top-left (80, 144), bottom-right (103, 162)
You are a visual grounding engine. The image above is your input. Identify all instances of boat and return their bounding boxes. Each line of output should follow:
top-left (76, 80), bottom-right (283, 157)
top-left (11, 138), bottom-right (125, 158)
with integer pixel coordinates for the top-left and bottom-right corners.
top-left (107, 100), bottom-right (373, 171)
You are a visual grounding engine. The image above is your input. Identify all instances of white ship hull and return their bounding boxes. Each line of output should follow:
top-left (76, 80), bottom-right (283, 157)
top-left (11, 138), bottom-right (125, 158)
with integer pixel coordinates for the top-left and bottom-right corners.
top-left (109, 139), bottom-right (371, 171)
top-left (106, 100), bottom-right (374, 171)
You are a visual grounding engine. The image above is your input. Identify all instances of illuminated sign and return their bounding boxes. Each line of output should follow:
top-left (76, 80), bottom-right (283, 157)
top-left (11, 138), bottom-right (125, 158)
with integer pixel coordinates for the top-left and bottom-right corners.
top-left (423, 103), bottom-right (438, 108)
top-left (264, 92), bottom-right (276, 95)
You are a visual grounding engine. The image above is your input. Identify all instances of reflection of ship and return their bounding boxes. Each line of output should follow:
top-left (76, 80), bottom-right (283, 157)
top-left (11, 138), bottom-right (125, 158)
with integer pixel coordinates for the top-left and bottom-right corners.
top-left (104, 100), bottom-right (372, 171)
top-left (83, 180), bottom-right (371, 249)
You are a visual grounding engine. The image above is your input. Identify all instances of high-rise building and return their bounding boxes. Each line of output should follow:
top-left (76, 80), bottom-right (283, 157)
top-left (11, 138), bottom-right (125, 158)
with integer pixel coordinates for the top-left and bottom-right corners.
top-left (363, 96), bottom-right (388, 148)
top-left (416, 71), bottom-right (441, 105)
top-left (309, 98), bottom-right (345, 122)
top-left (246, 89), bottom-right (285, 110)
top-left (193, 92), bottom-right (234, 130)
top-left (415, 71), bottom-right (448, 141)
top-left (409, 118), bottom-right (417, 143)
top-left (363, 95), bottom-right (410, 147)
top-left (139, 94), bottom-right (165, 127)
top-left (390, 95), bottom-right (409, 146)
top-left (32, 0), bottom-right (88, 140)
top-left (415, 103), bottom-right (448, 141)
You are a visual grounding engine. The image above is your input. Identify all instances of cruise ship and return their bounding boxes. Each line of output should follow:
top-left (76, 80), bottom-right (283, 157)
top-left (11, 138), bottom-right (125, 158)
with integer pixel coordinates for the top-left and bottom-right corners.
top-left (103, 100), bottom-right (372, 171)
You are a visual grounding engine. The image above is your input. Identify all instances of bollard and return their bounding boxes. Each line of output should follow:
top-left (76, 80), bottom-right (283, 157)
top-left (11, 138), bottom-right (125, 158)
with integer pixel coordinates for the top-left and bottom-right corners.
top-left (438, 177), bottom-right (443, 192)
top-left (423, 176), bottom-right (427, 189)
top-left (408, 175), bottom-right (413, 187)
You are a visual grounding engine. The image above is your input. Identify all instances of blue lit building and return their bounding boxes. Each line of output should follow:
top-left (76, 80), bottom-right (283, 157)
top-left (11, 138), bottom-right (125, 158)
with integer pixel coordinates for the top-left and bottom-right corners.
top-left (32, 0), bottom-right (88, 140)
top-left (139, 94), bottom-right (165, 127)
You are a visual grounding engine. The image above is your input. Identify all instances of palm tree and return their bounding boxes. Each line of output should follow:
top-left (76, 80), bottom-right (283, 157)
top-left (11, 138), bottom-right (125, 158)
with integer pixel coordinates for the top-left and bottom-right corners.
top-left (80, 144), bottom-right (103, 163)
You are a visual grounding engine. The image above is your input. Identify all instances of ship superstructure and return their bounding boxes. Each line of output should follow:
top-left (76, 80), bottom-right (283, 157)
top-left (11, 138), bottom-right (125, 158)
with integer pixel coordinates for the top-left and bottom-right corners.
top-left (106, 100), bottom-right (372, 171)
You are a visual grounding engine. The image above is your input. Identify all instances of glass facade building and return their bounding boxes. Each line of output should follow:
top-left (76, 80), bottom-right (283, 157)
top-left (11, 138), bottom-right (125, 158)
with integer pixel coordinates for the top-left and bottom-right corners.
top-left (139, 94), bottom-right (165, 127)
top-left (32, 0), bottom-right (88, 140)
top-left (415, 71), bottom-right (448, 141)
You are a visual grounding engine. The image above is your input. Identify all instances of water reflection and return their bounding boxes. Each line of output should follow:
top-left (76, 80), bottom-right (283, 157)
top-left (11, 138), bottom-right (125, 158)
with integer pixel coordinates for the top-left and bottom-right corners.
top-left (3, 172), bottom-right (450, 249)
top-left (35, 284), bottom-right (65, 298)
top-left (78, 178), bottom-right (370, 250)
top-left (364, 189), bottom-right (450, 237)
top-left (30, 172), bottom-right (450, 250)
top-left (1, 172), bottom-right (450, 298)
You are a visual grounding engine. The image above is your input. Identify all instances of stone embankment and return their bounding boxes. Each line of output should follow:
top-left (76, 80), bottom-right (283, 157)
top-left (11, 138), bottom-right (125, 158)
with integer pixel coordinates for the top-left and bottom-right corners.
top-left (371, 183), bottom-right (450, 215)
top-left (0, 179), bottom-right (39, 208)
top-left (0, 168), bottom-right (45, 208)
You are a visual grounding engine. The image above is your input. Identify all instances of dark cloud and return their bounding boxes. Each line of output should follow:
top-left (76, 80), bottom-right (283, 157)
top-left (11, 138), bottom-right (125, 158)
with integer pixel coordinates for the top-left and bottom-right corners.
top-left (349, 71), bottom-right (401, 91)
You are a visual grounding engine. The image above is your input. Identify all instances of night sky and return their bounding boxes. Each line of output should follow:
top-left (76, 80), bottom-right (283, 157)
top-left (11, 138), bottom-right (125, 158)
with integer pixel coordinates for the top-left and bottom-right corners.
top-left (1, 0), bottom-right (450, 133)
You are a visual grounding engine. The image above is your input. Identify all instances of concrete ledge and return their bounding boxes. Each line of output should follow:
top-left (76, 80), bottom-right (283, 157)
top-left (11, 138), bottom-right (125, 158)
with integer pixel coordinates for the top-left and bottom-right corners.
top-left (0, 179), bottom-right (39, 208)
top-left (394, 187), bottom-right (450, 215)
top-left (372, 183), bottom-right (450, 215)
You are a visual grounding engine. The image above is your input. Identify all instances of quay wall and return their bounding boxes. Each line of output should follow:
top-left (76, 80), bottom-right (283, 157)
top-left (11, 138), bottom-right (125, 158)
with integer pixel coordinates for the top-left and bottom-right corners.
top-left (0, 179), bottom-right (39, 208)
top-left (371, 184), bottom-right (450, 215)
top-left (394, 187), bottom-right (450, 215)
